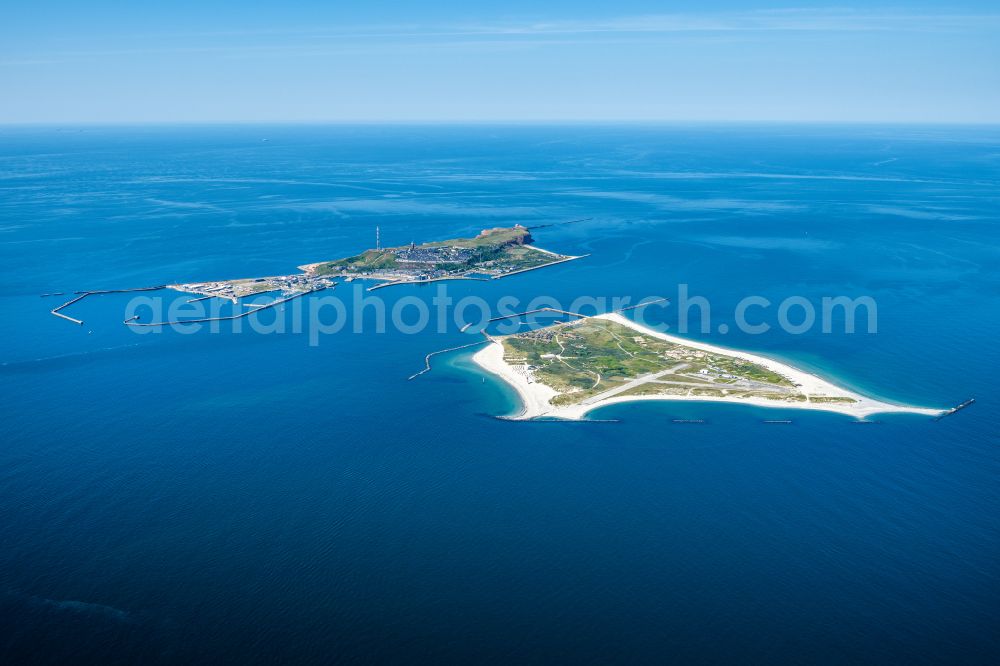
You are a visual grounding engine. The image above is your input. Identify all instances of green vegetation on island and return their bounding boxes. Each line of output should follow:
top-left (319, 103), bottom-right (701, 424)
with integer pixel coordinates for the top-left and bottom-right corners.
top-left (499, 318), bottom-right (845, 408)
top-left (306, 225), bottom-right (576, 282)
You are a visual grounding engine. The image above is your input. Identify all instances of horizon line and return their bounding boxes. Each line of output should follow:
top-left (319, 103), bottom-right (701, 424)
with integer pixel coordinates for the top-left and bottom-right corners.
top-left (3, 119), bottom-right (1000, 127)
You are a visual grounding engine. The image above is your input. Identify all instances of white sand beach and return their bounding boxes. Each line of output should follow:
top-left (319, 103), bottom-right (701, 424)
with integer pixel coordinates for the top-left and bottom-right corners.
top-left (472, 312), bottom-right (945, 421)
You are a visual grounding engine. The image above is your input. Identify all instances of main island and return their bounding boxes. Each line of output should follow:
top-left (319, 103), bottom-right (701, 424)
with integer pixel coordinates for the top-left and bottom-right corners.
top-left (164, 224), bottom-right (582, 301)
top-left (50, 225), bottom-right (583, 326)
top-left (473, 312), bottom-right (946, 420)
top-left (299, 224), bottom-right (581, 289)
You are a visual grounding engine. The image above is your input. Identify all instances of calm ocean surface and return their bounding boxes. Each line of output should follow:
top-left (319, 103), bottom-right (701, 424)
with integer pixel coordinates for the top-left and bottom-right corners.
top-left (1, 125), bottom-right (998, 663)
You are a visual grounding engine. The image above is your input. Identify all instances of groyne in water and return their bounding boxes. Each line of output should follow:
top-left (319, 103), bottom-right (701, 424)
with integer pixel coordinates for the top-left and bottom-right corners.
top-left (49, 286), bottom-right (166, 326)
top-left (525, 217), bottom-right (593, 230)
top-left (615, 298), bottom-right (669, 312)
top-left (935, 398), bottom-right (975, 421)
top-left (459, 307), bottom-right (589, 333)
top-left (458, 299), bottom-right (669, 333)
top-left (408, 340), bottom-right (491, 380)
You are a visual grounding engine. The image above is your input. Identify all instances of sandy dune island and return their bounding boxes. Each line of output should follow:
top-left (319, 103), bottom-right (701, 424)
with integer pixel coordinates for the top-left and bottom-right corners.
top-left (472, 312), bottom-right (945, 421)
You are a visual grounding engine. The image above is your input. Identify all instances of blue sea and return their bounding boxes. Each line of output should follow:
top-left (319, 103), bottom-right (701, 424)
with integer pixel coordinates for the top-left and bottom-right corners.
top-left (1, 125), bottom-right (998, 663)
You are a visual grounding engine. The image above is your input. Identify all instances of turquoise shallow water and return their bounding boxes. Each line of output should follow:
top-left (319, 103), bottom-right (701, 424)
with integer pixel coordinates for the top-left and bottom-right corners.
top-left (1, 125), bottom-right (998, 663)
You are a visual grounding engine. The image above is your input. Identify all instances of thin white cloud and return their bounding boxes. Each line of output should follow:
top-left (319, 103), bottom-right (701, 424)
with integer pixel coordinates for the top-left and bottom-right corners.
top-left (2, 8), bottom-right (997, 66)
top-left (461, 9), bottom-right (1000, 35)
top-left (147, 9), bottom-right (1000, 39)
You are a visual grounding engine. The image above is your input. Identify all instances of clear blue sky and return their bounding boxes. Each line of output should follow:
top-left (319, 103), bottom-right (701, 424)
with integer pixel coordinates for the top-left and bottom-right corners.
top-left (2, 1), bottom-right (998, 123)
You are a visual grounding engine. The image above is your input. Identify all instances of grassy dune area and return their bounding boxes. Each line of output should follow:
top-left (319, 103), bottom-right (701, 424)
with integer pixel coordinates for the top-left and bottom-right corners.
top-left (501, 318), bottom-right (810, 408)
